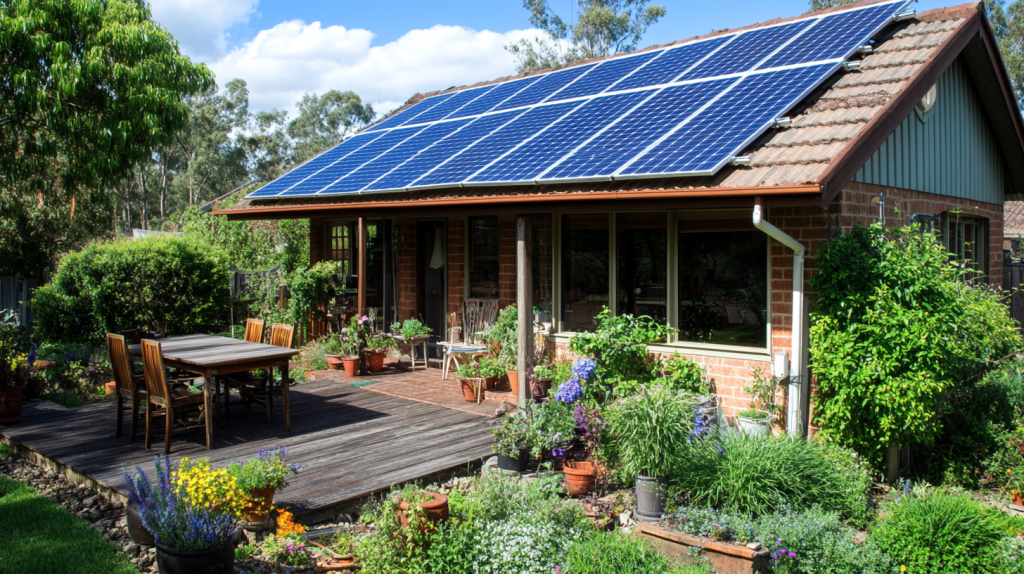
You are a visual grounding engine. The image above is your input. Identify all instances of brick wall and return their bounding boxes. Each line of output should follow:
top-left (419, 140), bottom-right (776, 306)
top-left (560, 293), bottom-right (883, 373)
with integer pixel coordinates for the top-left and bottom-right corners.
top-left (447, 218), bottom-right (465, 329)
top-left (498, 215), bottom-right (517, 308)
top-left (396, 219), bottom-right (417, 321)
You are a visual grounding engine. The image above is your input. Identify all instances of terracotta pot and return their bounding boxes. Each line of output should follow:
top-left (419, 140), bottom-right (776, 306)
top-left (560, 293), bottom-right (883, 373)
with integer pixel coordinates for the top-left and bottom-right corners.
top-left (104, 381), bottom-right (117, 395)
top-left (507, 370), bottom-right (519, 396)
top-left (1014, 492), bottom-right (1023, 507)
top-left (241, 486), bottom-right (276, 523)
top-left (366, 351), bottom-right (386, 373)
top-left (341, 356), bottom-right (359, 377)
top-left (155, 538), bottom-right (234, 574)
top-left (127, 503), bottom-right (155, 546)
top-left (459, 378), bottom-right (485, 402)
top-left (485, 375), bottom-right (499, 390)
top-left (325, 355), bottom-right (344, 370)
top-left (397, 492), bottom-right (449, 532)
top-left (0, 385), bottom-right (25, 425)
top-left (533, 378), bottom-right (552, 398)
top-left (563, 460), bottom-right (597, 496)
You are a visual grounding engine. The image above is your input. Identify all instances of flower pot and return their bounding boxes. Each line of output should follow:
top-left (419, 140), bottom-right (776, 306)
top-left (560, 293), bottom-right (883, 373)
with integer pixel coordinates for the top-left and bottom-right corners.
top-left (366, 351), bottom-right (386, 373)
top-left (458, 378), bottom-right (485, 402)
top-left (126, 503), bottom-right (155, 546)
top-left (635, 475), bottom-right (667, 521)
top-left (397, 492), bottom-right (449, 532)
top-left (563, 460), bottom-right (597, 496)
top-left (241, 486), bottom-right (276, 523)
top-left (507, 370), bottom-right (519, 396)
top-left (275, 561), bottom-right (315, 574)
top-left (104, 381), bottom-right (117, 395)
top-left (155, 537), bottom-right (235, 574)
top-left (533, 378), bottom-right (552, 398)
top-left (496, 451), bottom-right (529, 472)
top-left (325, 355), bottom-right (344, 370)
top-left (1014, 492), bottom-right (1023, 507)
top-left (341, 356), bottom-right (359, 377)
top-left (0, 385), bottom-right (25, 425)
top-left (737, 415), bottom-right (772, 436)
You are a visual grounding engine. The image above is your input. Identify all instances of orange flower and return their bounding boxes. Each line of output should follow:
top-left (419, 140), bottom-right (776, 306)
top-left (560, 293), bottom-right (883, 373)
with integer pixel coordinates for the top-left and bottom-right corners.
top-left (276, 508), bottom-right (306, 536)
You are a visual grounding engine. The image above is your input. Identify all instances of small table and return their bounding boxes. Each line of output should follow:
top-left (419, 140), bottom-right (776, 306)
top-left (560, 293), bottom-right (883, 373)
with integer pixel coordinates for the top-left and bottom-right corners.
top-left (129, 334), bottom-right (299, 448)
top-left (394, 334), bottom-right (430, 370)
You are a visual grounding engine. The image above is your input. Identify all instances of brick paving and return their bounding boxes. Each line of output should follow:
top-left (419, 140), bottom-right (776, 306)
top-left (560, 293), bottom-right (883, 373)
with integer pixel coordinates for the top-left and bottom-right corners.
top-left (309, 359), bottom-right (517, 417)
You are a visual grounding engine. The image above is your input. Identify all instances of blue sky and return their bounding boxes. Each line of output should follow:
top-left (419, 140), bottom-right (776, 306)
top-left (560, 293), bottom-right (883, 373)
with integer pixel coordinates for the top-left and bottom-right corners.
top-left (149, 0), bottom-right (952, 118)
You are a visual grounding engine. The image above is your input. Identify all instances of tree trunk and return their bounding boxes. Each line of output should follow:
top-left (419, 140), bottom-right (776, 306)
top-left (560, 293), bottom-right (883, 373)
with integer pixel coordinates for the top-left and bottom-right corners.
top-left (159, 149), bottom-right (168, 218)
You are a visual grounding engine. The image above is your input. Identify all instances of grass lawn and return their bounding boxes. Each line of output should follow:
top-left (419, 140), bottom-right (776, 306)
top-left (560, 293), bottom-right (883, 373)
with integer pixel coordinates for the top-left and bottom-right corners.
top-left (0, 475), bottom-right (135, 574)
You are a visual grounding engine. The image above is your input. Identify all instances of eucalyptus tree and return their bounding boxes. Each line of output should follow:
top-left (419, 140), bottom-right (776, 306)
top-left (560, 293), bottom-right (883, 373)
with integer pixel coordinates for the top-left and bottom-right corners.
top-left (287, 90), bottom-right (376, 164)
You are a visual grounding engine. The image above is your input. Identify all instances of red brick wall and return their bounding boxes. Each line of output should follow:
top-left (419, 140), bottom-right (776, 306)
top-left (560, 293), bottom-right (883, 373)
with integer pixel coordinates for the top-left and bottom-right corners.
top-left (396, 219), bottom-right (417, 321)
top-left (447, 218), bottom-right (465, 328)
top-left (498, 215), bottom-right (516, 309)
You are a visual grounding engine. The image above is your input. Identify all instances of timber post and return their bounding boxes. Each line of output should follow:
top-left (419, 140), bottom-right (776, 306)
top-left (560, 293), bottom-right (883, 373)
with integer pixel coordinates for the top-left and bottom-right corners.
top-left (516, 215), bottom-right (534, 409)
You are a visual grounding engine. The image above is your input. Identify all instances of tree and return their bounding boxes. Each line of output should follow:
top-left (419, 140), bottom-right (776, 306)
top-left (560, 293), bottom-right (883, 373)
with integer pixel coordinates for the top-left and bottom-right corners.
top-left (287, 91), bottom-right (375, 164)
top-left (983, 0), bottom-right (1024, 107)
top-left (507, 0), bottom-right (667, 73)
top-left (807, 0), bottom-right (858, 11)
top-left (0, 0), bottom-right (214, 206)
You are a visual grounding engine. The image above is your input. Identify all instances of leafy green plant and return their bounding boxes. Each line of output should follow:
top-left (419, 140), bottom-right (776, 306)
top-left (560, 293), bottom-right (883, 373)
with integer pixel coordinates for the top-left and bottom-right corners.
top-left (608, 385), bottom-right (696, 478)
top-left (871, 491), bottom-right (1018, 574)
top-left (569, 309), bottom-right (672, 390)
top-left (809, 223), bottom-right (1022, 468)
top-left (393, 318), bottom-right (432, 338)
top-left (263, 535), bottom-right (315, 567)
top-left (460, 471), bottom-right (586, 530)
top-left (364, 333), bottom-right (397, 353)
top-left (739, 367), bottom-right (781, 420)
top-left (672, 433), bottom-right (872, 525)
top-left (656, 354), bottom-right (708, 395)
top-left (562, 530), bottom-right (670, 574)
top-left (528, 399), bottom-right (577, 457)
top-left (234, 542), bottom-right (257, 561)
top-left (0, 310), bottom-right (31, 391)
top-left (487, 304), bottom-right (519, 371)
top-left (225, 447), bottom-right (300, 494)
top-left (455, 356), bottom-right (503, 379)
top-left (533, 364), bottom-right (554, 379)
top-left (493, 413), bottom-right (532, 458)
top-left (298, 338), bottom-right (329, 372)
top-left (420, 520), bottom-right (479, 574)
top-left (755, 507), bottom-right (895, 574)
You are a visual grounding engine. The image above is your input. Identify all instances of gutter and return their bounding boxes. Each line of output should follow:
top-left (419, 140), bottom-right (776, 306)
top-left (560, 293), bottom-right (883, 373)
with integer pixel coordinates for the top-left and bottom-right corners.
top-left (752, 197), bottom-right (807, 436)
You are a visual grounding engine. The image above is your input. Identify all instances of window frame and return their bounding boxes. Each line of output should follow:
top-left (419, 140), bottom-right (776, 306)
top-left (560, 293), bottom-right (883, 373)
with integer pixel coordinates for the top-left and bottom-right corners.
top-left (465, 215), bottom-right (501, 301)
top-left (940, 212), bottom-right (990, 280)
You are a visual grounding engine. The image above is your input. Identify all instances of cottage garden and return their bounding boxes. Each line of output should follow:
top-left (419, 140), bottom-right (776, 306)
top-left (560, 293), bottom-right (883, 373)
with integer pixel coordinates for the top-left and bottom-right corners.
top-left (4, 221), bottom-right (1024, 573)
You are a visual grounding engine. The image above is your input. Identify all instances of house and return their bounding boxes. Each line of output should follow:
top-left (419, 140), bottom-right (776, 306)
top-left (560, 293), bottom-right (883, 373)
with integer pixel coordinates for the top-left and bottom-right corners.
top-left (216, 1), bottom-right (1024, 436)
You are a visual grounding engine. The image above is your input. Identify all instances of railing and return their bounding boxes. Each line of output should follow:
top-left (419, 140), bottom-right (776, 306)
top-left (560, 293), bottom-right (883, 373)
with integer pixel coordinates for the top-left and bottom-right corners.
top-left (0, 274), bottom-right (39, 335)
top-left (1004, 262), bottom-right (1024, 333)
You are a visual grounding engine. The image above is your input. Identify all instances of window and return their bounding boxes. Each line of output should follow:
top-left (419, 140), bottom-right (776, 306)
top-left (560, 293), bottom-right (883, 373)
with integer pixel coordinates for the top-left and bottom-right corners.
top-left (533, 214), bottom-right (554, 319)
top-left (468, 216), bottom-right (499, 300)
top-left (330, 224), bottom-right (351, 269)
top-left (616, 213), bottom-right (667, 320)
top-left (561, 214), bottom-right (609, 332)
top-left (677, 212), bottom-right (768, 348)
top-left (943, 213), bottom-right (988, 279)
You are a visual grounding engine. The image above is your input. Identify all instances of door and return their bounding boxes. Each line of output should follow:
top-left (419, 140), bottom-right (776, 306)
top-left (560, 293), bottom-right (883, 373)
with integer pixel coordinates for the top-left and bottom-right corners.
top-left (417, 220), bottom-right (447, 354)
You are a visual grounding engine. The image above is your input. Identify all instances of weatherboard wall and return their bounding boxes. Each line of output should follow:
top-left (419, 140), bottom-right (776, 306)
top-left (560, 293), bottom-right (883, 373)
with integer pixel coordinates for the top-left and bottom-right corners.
top-left (852, 57), bottom-right (1007, 205)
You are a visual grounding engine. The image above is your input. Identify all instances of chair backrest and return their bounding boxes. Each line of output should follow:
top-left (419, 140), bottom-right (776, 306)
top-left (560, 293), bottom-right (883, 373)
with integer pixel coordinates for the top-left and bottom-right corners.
top-left (141, 339), bottom-right (169, 405)
top-left (244, 318), bottom-right (265, 343)
top-left (270, 324), bottom-right (294, 349)
top-left (445, 326), bottom-right (462, 350)
top-left (107, 333), bottom-right (137, 395)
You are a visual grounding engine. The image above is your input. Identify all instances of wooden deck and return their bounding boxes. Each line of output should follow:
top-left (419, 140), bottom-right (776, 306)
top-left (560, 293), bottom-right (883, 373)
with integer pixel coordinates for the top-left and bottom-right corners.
top-left (0, 379), bottom-right (496, 523)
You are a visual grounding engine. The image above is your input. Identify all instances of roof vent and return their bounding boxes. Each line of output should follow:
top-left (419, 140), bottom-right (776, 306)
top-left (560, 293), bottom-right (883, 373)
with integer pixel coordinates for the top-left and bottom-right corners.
top-left (857, 44), bottom-right (873, 54)
top-left (842, 61), bottom-right (862, 71)
top-left (893, 9), bottom-right (916, 22)
top-left (773, 117), bottom-right (793, 129)
top-left (730, 156), bottom-right (751, 167)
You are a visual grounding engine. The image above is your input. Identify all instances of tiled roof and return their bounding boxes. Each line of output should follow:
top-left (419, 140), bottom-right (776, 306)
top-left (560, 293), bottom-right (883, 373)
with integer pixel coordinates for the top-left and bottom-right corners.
top-left (219, 2), bottom-right (1008, 217)
top-left (1006, 202), bottom-right (1024, 237)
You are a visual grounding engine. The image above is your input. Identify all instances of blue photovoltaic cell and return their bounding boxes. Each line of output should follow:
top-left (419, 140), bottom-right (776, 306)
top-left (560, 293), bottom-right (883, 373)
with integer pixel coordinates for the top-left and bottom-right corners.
top-left (365, 95), bottom-right (453, 132)
top-left (678, 20), bottom-right (816, 81)
top-left (277, 127), bottom-right (426, 196)
top-left (414, 101), bottom-right (584, 187)
top-left (611, 37), bottom-right (730, 91)
top-left (540, 79), bottom-right (734, 181)
top-left (471, 91), bottom-right (652, 183)
top-left (246, 131), bottom-right (387, 197)
top-left (622, 64), bottom-right (834, 176)
top-left (547, 51), bottom-right (661, 102)
top-left (316, 120), bottom-right (471, 194)
top-left (760, 2), bottom-right (899, 69)
top-left (402, 86), bottom-right (495, 126)
top-left (367, 111), bottom-right (528, 191)
top-left (492, 63), bottom-right (599, 112)
top-left (446, 77), bottom-right (541, 119)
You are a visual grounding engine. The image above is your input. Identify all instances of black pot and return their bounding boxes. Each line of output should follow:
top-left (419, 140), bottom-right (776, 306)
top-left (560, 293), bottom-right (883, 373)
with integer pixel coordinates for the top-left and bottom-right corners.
top-left (635, 476), bottom-right (667, 521)
top-left (496, 451), bottom-right (529, 472)
top-left (127, 504), bottom-right (155, 546)
top-left (155, 537), bottom-right (235, 574)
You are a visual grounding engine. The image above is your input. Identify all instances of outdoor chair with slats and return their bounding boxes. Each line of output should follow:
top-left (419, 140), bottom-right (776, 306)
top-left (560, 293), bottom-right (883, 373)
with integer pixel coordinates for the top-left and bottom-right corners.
top-left (109, 333), bottom-right (146, 441)
top-left (140, 339), bottom-right (207, 454)
top-left (241, 324), bottom-right (295, 425)
top-left (222, 318), bottom-right (265, 416)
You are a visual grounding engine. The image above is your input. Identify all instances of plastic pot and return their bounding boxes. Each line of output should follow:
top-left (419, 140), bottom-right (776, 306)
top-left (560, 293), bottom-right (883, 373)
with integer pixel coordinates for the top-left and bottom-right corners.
top-left (126, 503), bottom-right (155, 546)
top-left (496, 451), bottom-right (529, 472)
top-left (342, 356), bottom-right (359, 377)
top-left (155, 537), bottom-right (234, 574)
top-left (365, 351), bottom-right (386, 373)
top-left (241, 486), bottom-right (276, 523)
top-left (325, 355), bottom-right (344, 370)
top-left (563, 460), bottom-right (597, 496)
top-left (635, 475), bottom-right (667, 521)
top-left (0, 385), bottom-right (24, 425)
top-left (737, 415), bottom-right (772, 436)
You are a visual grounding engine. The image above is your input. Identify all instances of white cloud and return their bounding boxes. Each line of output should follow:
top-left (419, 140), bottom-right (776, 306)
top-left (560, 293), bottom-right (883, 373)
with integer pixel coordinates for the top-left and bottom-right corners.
top-left (149, 0), bottom-right (258, 61)
top-left (207, 21), bottom-right (544, 118)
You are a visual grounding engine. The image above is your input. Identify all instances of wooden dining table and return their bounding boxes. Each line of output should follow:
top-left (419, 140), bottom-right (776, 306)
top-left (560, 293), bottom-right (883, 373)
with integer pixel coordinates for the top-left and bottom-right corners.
top-left (129, 334), bottom-right (299, 449)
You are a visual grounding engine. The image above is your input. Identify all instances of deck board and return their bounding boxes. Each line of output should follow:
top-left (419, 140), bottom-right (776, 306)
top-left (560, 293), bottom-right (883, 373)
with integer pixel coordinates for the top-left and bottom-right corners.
top-left (0, 380), bottom-right (495, 521)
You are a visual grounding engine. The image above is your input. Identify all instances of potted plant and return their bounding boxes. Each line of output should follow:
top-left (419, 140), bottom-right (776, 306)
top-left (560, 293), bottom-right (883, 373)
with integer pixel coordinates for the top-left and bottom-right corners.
top-left (391, 485), bottom-right (450, 532)
top-left (322, 333), bottom-right (345, 371)
top-left (362, 315), bottom-right (397, 374)
top-left (329, 330), bottom-right (361, 377)
top-left (226, 446), bottom-right (300, 524)
top-left (532, 364), bottom-right (554, 397)
top-left (264, 535), bottom-right (316, 573)
top-left (609, 386), bottom-right (697, 521)
top-left (487, 305), bottom-right (519, 393)
top-left (0, 310), bottom-right (31, 425)
top-left (1008, 467), bottom-right (1024, 507)
top-left (737, 367), bottom-right (780, 436)
top-left (492, 413), bottom-right (531, 471)
top-left (130, 456), bottom-right (238, 574)
top-left (562, 404), bottom-right (607, 496)
top-left (455, 359), bottom-right (492, 402)
top-left (391, 318), bottom-right (433, 340)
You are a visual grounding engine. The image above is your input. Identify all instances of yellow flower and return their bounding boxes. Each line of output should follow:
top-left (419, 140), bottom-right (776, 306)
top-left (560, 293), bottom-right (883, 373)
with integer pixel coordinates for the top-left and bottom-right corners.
top-left (900, 566), bottom-right (907, 573)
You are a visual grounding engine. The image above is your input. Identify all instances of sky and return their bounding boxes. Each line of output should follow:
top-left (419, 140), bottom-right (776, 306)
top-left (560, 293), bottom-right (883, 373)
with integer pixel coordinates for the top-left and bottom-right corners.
top-left (148, 0), bottom-right (952, 120)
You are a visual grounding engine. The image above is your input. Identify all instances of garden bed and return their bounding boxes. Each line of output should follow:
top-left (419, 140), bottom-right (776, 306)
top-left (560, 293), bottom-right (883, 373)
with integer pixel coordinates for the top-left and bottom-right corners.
top-left (637, 522), bottom-right (769, 574)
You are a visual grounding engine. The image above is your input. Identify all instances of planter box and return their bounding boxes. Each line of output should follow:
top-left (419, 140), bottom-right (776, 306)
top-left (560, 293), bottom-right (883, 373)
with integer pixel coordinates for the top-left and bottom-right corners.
top-left (636, 523), bottom-right (769, 574)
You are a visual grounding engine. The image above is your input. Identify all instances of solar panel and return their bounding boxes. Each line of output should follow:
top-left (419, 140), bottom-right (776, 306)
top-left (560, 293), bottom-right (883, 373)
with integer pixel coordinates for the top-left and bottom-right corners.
top-left (248, 0), bottom-right (908, 199)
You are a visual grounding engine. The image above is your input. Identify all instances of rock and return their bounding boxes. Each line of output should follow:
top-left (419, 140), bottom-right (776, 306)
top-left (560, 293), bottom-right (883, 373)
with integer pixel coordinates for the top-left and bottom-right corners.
top-left (111, 501), bottom-right (124, 510)
top-left (494, 399), bottom-right (516, 415)
top-left (123, 543), bottom-right (139, 557)
top-left (619, 511), bottom-right (631, 526)
top-left (84, 496), bottom-right (98, 507)
top-left (746, 542), bottom-right (763, 551)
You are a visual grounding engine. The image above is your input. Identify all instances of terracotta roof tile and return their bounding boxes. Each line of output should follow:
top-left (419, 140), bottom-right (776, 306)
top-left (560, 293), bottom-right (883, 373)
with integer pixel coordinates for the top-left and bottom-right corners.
top-left (1006, 202), bottom-right (1024, 236)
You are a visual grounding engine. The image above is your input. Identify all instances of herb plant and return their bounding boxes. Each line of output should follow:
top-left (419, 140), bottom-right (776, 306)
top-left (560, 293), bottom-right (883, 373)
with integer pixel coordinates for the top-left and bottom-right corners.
top-left (225, 446), bottom-right (300, 495)
top-left (393, 318), bottom-right (432, 338)
top-left (739, 367), bottom-right (781, 420)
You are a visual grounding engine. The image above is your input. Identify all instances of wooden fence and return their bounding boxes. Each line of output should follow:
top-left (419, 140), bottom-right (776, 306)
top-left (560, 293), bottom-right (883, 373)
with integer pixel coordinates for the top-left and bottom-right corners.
top-left (0, 274), bottom-right (39, 335)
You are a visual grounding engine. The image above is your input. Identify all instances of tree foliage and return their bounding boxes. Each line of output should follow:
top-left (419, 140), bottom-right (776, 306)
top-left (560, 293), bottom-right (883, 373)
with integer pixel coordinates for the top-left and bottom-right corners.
top-left (507, 0), bottom-right (667, 72)
top-left (808, 223), bottom-right (1021, 467)
top-left (287, 90), bottom-right (375, 164)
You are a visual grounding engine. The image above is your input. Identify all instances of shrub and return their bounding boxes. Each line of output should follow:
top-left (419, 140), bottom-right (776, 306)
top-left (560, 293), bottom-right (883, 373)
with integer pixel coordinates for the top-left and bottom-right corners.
top-left (755, 507), bottom-right (895, 574)
top-left (608, 386), bottom-right (697, 478)
top-left (461, 472), bottom-right (586, 531)
top-left (569, 309), bottom-right (672, 390)
top-left (487, 304), bottom-right (519, 370)
top-left (871, 491), bottom-right (1016, 573)
top-left (562, 531), bottom-right (669, 573)
top-left (809, 223), bottom-right (1021, 468)
top-left (473, 517), bottom-right (576, 574)
top-left (671, 433), bottom-right (872, 525)
top-left (288, 260), bottom-right (344, 328)
top-left (33, 236), bottom-right (229, 343)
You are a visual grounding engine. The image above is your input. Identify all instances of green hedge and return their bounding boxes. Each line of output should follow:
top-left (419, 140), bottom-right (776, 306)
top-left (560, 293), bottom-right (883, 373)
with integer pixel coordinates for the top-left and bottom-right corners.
top-left (32, 236), bottom-right (229, 343)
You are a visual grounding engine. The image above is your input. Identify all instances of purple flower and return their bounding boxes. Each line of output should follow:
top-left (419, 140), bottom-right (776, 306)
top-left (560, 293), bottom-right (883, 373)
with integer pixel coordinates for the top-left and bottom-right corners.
top-left (552, 448), bottom-right (565, 457)
top-left (571, 358), bottom-right (596, 381)
top-left (776, 538), bottom-right (783, 545)
top-left (554, 377), bottom-right (583, 404)
top-left (788, 552), bottom-right (796, 558)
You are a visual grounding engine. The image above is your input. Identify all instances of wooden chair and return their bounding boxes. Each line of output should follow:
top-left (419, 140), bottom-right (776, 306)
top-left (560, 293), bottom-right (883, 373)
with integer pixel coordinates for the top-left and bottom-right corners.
top-left (141, 339), bottom-right (207, 454)
top-left (109, 334), bottom-right (145, 441)
top-left (243, 324), bottom-right (294, 425)
top-left (222, 318), bottom-right (265, 416)
top-left (441, 325), bottom-right (487, 380)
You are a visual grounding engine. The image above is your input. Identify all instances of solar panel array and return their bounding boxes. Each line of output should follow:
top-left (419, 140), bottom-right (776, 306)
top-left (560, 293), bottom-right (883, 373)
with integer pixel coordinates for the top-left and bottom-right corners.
top-left (248, 0), bottom-right (908, 199)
